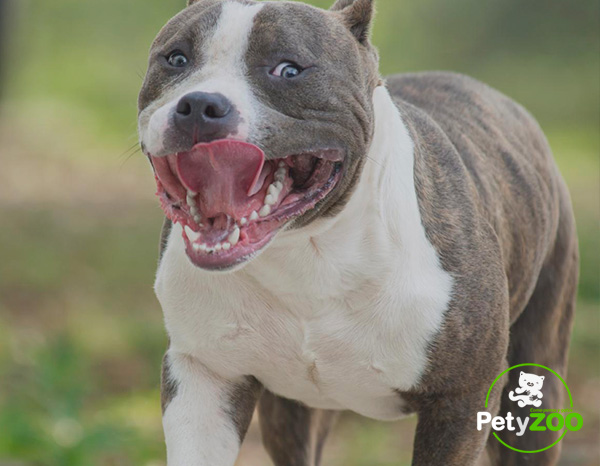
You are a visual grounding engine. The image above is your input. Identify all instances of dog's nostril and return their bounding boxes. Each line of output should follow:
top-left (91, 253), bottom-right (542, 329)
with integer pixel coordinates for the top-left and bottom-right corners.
top-left (205, 105), bottom-right (218, 119)
top-left (176, 100), bottom-right (192, 116)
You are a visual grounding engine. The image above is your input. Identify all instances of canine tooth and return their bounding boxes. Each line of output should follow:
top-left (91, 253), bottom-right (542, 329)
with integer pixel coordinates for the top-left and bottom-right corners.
top-left (265, 194), bottom-right (276, 206)
top-left (222, 242), bottom-right (231, 251)
top-left (240, 217), bottom-right (248, 226)
top-left (259, 205), bottom-right (271, 217)
top-left (250, 211), bottom-right (259, 221)
top-left (228, 227), bottom-right (240, 246)
top-left (184, 226), bottom-right (201, 242)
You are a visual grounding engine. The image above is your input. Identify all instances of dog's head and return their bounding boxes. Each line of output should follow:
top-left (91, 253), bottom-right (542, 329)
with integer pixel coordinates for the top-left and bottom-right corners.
top-left (138, 0), bottom-right (380, 271)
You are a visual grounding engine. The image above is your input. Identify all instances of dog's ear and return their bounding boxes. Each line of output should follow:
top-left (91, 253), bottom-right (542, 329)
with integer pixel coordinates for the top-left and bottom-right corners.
top-left (330, 0), bottom-right (356, 9)
top-left (331, 0), bottom-right (375, 44)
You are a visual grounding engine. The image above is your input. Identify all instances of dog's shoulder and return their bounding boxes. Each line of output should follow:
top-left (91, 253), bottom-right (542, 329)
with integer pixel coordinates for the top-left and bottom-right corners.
top-left (387, 71), bottom-right (568, 323)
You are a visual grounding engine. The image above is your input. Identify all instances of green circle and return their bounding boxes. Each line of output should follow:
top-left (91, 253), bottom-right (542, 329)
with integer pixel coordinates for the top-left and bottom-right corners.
top-left (484, 363), bottom-right (574, 454)
top-left (546, 413), bottom-right (564, 432)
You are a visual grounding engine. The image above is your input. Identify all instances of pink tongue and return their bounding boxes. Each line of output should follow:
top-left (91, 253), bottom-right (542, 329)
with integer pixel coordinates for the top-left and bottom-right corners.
top-left (176, 140), bottom-right (265, 218)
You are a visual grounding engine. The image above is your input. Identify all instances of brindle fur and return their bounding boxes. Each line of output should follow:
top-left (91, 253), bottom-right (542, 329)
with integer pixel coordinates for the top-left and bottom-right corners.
top-left (258, 391), bottom-right (338, 466)
top-left (389, 73), bottom-right (578, 465)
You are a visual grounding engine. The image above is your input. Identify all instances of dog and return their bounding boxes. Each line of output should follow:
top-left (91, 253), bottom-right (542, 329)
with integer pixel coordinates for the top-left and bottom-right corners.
top-left (137, 0), bottom-right (579, 464)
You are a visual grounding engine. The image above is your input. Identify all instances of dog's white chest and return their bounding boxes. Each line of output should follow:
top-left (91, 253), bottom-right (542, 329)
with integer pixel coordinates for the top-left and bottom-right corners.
top-left (157, 216), bottom-right (451, 420)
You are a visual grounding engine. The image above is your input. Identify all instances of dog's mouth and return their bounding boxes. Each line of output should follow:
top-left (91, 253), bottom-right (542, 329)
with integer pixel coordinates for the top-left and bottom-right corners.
top-left (150, 140), bottom-right (343, 270)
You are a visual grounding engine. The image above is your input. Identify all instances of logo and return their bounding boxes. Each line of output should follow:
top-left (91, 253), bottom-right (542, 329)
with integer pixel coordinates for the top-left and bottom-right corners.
top-left (477, 364), bottom-right (583, 454)
top-left (508, 371), bottom-right (544, 408)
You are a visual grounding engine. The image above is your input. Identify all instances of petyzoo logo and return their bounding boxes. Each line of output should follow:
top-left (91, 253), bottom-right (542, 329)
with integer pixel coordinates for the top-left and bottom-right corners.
top-left (477, 364), bottom-right (583, 454)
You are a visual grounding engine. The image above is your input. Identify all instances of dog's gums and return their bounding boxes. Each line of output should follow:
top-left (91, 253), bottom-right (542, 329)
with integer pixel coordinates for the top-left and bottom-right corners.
top-left (150, 140), bottom-right (343, 270)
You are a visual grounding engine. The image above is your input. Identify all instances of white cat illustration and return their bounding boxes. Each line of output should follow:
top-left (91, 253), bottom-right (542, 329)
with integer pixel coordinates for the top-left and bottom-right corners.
top-left (509, 371), bottom-right (544, 407)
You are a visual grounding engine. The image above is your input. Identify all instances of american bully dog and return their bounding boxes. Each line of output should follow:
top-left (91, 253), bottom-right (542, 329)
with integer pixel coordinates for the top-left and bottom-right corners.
top-left (137, 0), bottom-right (579, 464)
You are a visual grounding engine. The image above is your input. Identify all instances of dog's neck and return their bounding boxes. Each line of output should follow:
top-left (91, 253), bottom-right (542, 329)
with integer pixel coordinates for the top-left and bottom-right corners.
top-left (243, 86), bottom-right (443, 303)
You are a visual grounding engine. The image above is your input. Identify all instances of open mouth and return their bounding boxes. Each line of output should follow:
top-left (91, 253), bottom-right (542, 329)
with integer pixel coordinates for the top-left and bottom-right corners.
top-left (150, 140), bottom-right (343, 270)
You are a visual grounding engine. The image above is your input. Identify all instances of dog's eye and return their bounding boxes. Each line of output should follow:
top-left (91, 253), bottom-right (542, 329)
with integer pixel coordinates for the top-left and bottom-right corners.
top-left (271, 62), bottom-right (303, 79)
top-left (167, 51), bottom-right (189, 68)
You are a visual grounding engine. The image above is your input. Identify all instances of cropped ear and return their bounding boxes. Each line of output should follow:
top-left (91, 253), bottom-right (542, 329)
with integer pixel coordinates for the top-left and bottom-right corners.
top-left (331, 0), bottom-right (355, 9)
top-left (331, 0), bottom-right (375, 44)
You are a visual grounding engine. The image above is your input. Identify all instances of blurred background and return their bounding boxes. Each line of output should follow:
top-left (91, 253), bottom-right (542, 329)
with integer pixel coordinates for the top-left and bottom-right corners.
top-left (0, 0), bottom-right (598, 465)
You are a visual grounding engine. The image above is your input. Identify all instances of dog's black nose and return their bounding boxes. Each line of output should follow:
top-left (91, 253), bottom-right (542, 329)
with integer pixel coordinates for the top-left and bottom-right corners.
top-left (174, 92), bottom-right (237, 143)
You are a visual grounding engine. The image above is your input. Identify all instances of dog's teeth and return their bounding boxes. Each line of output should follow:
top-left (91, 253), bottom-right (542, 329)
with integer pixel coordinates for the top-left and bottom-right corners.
top-left (274, 168), bottom-right (286, 183)
top-left (194, 215), bottom-right (202, 224)
top-left (185, 226), bottom-right (201, 242)
top-left (273, 181), bottom-right (283, 191)
top-left (278, 161), bottom-right (286, 168)
top-left (228, 227), bottom-right (240, 246)
top-left (250, 211), bottom-right (259, 221)
top-left (268, 184), bottom-right (280, 197)
top-left (187, 190), bottom-right (197, 196)
top-left (240, 217), bottom-right (248, 226)
top-left (222, 242), bottom-right (231, 251)
top-left (186, 194), bottom-right (197, 207)
top-left (259, 205), bottom-right (271, 217)
top-left (190, 206), bottom-right (199, 217)
top-left (215, 243), bottom-right (222, 252)
top-left (265, 194), bottom-right (277, 206)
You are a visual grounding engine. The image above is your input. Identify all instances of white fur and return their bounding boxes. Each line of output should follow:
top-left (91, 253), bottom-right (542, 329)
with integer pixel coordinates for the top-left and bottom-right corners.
top-left (162, 352), bottom-right (242, 465)
top-left (139, 2), bottom-right (265, 156)
top-left (156, 84), bottom-right (454, 458)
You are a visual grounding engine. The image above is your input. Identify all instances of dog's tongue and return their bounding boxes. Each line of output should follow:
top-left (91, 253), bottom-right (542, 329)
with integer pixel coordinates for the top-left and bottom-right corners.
top-left (176, 140), bottom-right (265, 218)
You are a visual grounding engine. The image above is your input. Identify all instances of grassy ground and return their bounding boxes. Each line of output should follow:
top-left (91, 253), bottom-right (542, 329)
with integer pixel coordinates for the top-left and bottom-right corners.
top-left (0, 0), bottom-right (598, 464)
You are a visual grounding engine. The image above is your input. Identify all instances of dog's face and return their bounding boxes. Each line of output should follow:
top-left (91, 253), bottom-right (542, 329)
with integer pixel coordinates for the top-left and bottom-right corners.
top-left (138, 0), bottom-right (379, 271)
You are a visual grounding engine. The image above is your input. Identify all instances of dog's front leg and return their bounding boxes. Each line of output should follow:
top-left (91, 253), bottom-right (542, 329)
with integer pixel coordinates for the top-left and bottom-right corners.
top-left (408, 384), bottom-right (503, 466)
top-left (161, 350), bottom-right (262, 466)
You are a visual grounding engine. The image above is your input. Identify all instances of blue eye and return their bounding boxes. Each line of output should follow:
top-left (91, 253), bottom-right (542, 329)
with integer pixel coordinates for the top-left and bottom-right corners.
top-left (167, 51), bottom-right (188, 68)
top-left (272, 62), bottom-right (303, 79)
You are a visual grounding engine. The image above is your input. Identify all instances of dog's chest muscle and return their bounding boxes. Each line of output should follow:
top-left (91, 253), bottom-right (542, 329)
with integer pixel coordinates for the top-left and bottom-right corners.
top-left (157, 218), bottom-right (447, 421)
